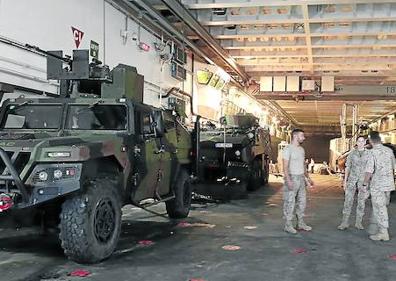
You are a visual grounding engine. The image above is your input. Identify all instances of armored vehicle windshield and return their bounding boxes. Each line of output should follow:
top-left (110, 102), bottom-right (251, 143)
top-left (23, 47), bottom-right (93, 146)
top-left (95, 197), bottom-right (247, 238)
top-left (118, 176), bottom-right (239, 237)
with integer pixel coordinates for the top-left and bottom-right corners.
top-left (65, 104), bottom-right (127, 130)
top-left (0, 99), bottom-right (129, 132)
top-left (1, 103), bottom-right (63, 130)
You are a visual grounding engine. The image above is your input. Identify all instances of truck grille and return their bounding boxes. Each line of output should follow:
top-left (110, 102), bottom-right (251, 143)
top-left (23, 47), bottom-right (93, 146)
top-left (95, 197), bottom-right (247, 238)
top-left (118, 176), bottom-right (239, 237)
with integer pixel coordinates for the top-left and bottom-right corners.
top-left (201, 147), bottom-right (241, 162)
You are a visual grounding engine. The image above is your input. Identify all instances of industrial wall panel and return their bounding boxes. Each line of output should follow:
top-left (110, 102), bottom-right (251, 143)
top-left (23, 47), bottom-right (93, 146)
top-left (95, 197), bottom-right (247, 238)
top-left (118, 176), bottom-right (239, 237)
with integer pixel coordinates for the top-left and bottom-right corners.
top-left (321, 76), bottom-right (335, 92)
top-left (286, 76), bottom-right (299, 92)
top-left (273, 76), bottom-right (286, 92)
top-left (260, 76), bottom-right (272, 92)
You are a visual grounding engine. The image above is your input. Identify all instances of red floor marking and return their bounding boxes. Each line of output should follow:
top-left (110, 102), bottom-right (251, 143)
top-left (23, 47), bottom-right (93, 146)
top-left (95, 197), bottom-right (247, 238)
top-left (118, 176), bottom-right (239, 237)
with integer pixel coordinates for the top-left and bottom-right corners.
top-left (293, 248), bottom-right (307, 254)
top-left (177, 221), bottom-right (192, 228)
top-left (389, 254), bottom-right (396, 260)
top-left (69, 269), bottom-right (91, 277)
top-left (138, 240), bottom-right (154, 246)
top-left (222, 245), bottom-right (241, 251)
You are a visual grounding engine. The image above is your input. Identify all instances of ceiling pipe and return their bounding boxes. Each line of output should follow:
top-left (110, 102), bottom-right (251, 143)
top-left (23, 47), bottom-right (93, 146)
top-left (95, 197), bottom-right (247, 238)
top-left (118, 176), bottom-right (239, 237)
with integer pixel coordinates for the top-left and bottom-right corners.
top-left (110, 0), bottom-right (215, 64)
top-left (370, 108), bottom-right (396, 125)
top-left (268, 100), bottom-right (299, 127)
top-left (156, 0), bottom-right (250, 84)
top-left (113, 0), bottom-right (297, 127)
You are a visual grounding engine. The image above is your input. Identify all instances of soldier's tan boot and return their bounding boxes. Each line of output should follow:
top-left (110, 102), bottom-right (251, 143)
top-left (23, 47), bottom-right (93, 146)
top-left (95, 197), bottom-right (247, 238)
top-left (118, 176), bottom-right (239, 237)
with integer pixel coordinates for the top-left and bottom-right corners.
top-left (355, 221), bottom-right (364, 230)
top-left (355, 214), bottom-right (364, 230)
top-left (337, 216), bottom-right (349, 230)
top-left (369, 228), bottom-right (390, 241)
top-left (297, 220), bottom-right (312, 231)
top-left (284, 221), bottom-right (297, 234)
top-left (337, 222), bottom-right (349, 230)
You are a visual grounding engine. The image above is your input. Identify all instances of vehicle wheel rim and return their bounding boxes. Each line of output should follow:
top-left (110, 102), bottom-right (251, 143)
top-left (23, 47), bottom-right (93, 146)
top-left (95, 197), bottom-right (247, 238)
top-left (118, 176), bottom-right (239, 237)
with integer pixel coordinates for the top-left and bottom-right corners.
top-left (94, 198), bottom-right (116, 244)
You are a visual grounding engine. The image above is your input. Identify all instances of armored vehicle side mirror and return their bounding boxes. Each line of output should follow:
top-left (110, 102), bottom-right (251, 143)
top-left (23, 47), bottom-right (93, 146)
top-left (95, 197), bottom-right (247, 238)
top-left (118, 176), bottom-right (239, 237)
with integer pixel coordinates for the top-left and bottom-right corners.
top-left (151, 110), bottom-right (165, 138)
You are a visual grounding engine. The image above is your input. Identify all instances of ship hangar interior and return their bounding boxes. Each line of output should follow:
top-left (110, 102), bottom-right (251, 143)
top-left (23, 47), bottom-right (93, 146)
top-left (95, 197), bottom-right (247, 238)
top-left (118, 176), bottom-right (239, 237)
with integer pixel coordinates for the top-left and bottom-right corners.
top-left (1, 1), bottom-right (396, 280)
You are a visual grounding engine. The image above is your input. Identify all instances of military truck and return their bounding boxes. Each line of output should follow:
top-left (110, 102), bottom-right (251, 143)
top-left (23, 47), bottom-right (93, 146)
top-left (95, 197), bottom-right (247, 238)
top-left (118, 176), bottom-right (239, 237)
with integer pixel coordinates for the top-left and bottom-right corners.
top-left (198, 114), bottom-right (271, 193)
top-left (0, 49), bottom-right (199, 263)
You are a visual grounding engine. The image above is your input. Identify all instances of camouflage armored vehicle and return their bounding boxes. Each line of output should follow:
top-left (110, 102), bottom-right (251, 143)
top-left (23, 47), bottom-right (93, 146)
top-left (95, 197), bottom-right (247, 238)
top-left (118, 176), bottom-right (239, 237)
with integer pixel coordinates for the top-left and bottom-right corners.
top-left (198, 114), bottom-right (271, 192)
top-left (0, 50), bottom-right (199, 263)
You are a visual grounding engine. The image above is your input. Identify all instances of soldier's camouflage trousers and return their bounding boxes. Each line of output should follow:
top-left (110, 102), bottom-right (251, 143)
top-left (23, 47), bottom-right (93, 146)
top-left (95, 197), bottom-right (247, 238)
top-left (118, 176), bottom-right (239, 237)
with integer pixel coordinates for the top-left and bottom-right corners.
top-left (370, 190), bottom-right (391, 230)
top-left (341, 181), bottom-right (369, 223)
top-left (283, 175), bottom-right (306, 222)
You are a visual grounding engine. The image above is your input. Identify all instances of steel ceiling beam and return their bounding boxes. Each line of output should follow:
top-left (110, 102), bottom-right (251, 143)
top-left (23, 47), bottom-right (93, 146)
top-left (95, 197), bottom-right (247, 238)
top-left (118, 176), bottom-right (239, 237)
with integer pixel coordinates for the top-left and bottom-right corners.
top-left (157, 0), bottom-right (250, 83)
top-left (255, 85), bottom-right (396, 101)
top-left (254, 94), bottom-right (396, 101)
top-left (189, 31), bottom-right (396, 41)
top-left (199, 17), bottom-right (396, 27)
top-left (182, 0), bottom-right (396, 9)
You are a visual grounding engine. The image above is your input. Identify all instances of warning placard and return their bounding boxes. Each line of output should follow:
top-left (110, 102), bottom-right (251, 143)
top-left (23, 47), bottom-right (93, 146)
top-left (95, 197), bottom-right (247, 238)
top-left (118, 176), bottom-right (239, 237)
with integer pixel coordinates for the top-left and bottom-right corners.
top-left (71, 26), bottom-right (84, 48)
top-left (90, 40), bottom-right (99, 59)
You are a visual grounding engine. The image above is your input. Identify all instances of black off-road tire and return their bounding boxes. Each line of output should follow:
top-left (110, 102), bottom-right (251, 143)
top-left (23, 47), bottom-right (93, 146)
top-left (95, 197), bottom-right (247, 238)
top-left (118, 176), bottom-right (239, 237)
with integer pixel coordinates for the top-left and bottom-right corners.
top-left (263, 158), bottom-right (270, 185)
top-left (166, 168), bottom-right (192, 219)
top-left (59, 177), bottom-right (121, 264)
top-left (247, 158), bottom-right (264, 191)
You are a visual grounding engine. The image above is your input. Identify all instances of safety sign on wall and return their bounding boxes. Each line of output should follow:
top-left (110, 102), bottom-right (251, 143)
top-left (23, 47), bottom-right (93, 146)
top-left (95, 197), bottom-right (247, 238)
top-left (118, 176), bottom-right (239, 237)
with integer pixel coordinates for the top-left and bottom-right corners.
top-left (90, 40), bottom-right (99, 59)
top-left (71, 26), bottom-right (84, 48)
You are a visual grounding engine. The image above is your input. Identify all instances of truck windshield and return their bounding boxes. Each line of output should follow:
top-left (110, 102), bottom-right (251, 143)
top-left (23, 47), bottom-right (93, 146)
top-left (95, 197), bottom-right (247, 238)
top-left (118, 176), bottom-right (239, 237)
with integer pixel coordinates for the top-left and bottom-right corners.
top-left (0, 104), bottom-right (63, 129)
top-left (65, 104), bottom-right (127, 130)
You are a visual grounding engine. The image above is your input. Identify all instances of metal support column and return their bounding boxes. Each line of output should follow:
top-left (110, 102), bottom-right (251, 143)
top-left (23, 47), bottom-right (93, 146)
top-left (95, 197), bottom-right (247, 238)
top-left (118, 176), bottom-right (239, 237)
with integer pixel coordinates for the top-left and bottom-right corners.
top-left (340, 103), bottom-right (347, 152)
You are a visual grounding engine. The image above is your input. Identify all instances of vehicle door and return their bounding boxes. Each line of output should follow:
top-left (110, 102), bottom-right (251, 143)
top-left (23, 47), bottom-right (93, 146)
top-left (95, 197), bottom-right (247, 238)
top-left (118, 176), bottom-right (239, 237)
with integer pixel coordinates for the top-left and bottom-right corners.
top-left (132, 107), bottom-right (168, 201)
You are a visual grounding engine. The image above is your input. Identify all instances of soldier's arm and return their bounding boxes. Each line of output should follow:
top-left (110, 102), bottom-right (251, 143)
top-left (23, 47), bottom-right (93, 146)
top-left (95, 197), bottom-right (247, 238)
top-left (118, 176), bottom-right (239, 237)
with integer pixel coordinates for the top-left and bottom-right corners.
top-left (344, 167), bottom-right (350, 184)
top-left (344, 153), bottom-right (352, 184)
top-left (282, 147), bottom-right (293, 190)
top-left (304, 164), bottom-right (314, 186)
top-left (283, 159), bottom-right (293, 190)
top-left (363, 152), bottom-right (374, 186)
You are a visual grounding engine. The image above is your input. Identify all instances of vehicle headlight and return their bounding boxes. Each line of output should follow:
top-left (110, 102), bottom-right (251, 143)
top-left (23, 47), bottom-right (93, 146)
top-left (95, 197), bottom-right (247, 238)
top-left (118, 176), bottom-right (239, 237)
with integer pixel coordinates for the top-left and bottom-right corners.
top-left (53, 169), bottom-right (63, 179)
top-left (247, 133), bottom-right (254, 139)
top-left (38, 171), bottom-right (48, 181)
top-left (235, 150), bottom-right (241, 156)
top-left (28, 164), bottom-right (81, 185)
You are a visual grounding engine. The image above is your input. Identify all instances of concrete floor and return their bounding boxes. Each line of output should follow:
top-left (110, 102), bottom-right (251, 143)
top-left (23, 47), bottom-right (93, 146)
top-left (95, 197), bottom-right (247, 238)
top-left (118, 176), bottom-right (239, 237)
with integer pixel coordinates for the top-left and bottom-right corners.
top-left (1, 174), bottom-right (396, 281)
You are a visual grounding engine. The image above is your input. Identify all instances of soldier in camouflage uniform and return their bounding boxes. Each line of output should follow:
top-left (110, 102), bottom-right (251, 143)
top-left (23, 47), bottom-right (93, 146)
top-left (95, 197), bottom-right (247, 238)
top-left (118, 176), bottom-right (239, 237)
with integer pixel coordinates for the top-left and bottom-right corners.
top-left (338, 136), bottom-right (370, 230)
top-left (363, 131), bottom-right (395, 241)
top-left (282, 129), bottom-right (314, 234)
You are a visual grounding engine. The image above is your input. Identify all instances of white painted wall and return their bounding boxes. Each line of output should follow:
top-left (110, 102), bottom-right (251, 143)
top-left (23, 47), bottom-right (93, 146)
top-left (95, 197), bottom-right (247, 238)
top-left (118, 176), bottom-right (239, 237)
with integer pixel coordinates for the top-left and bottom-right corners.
top-left (0, 0), bottom-right (192, 108)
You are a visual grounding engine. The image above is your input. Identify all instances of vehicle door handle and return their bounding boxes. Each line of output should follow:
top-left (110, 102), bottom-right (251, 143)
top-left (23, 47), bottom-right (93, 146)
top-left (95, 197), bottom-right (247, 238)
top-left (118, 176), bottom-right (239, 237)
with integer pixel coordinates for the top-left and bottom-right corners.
top-left (154, 146), bottom-right (165, 154)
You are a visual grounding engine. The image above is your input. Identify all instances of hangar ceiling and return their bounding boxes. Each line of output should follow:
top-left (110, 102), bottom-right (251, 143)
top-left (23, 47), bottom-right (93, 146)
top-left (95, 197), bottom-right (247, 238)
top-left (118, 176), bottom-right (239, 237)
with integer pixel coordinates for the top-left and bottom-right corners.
top-left (129, 0), bottom-right (396, 133)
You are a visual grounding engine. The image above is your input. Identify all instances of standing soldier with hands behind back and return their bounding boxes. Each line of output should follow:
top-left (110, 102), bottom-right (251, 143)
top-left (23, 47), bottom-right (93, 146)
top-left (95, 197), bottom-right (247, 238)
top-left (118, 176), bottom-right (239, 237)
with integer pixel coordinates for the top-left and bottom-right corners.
top-left (338, 136), bottom-right (370, 230)
top-left (283, 129), bottom-right (314, 234)
top-left (363, 131), bottom-right (395, 241)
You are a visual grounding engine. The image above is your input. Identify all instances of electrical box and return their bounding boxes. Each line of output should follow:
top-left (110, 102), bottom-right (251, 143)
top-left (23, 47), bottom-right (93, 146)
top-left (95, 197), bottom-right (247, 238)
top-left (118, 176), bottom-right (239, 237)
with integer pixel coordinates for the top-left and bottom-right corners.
top-left (260, 76), bottom-right (273, 91)
top-left (171, 62), bottom-right (186, 81)
top-left (273, 76), bottom-right (286, 92)
top-left (302, 80), bottom-right (315, 91)
top-left (286, 76), bottom-right (299, 92)
top-left (321, 76), bottom-right (335, 92)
